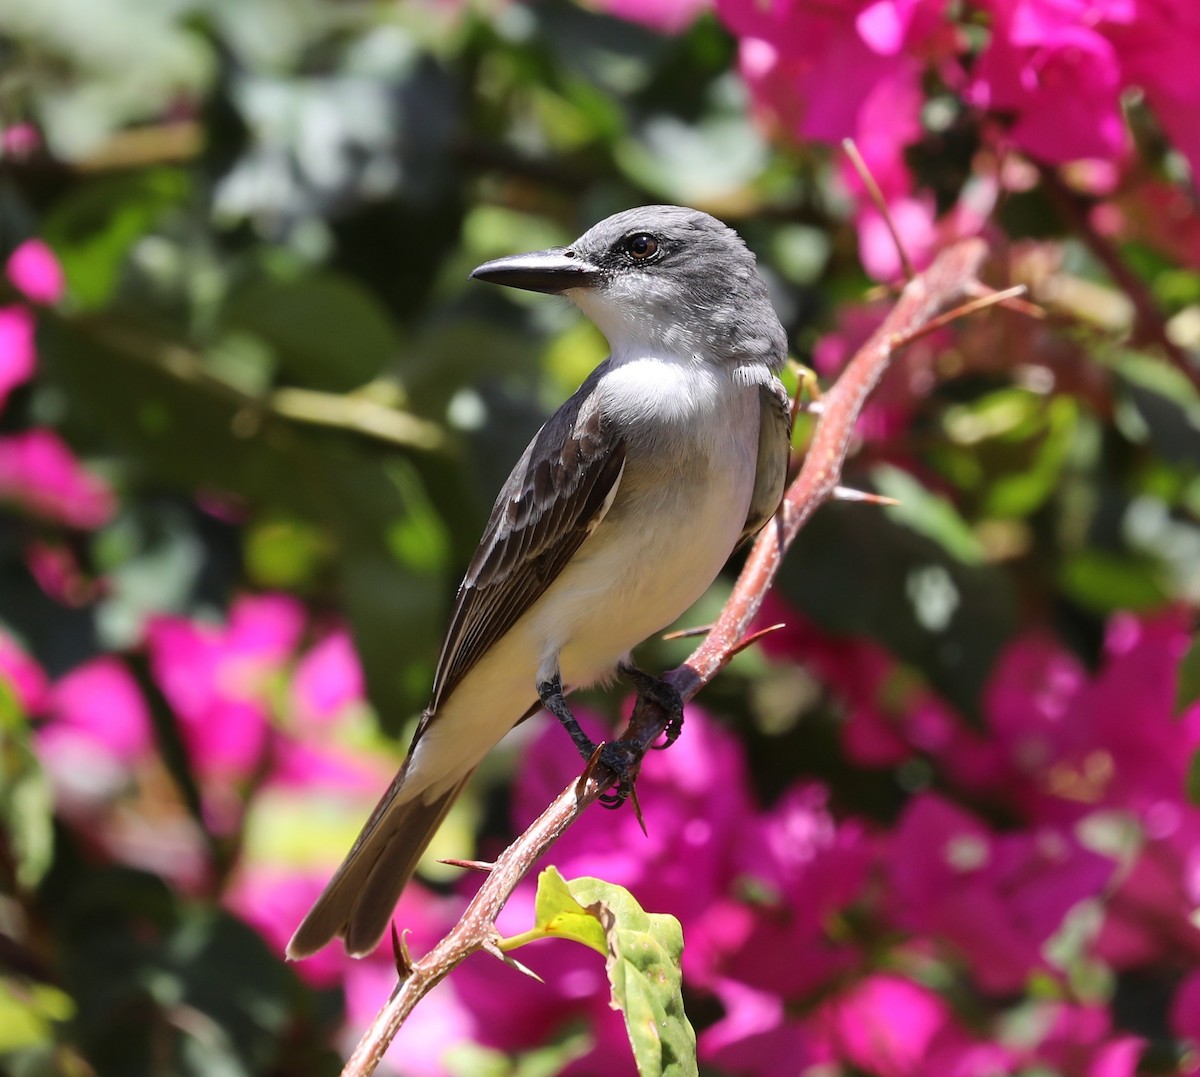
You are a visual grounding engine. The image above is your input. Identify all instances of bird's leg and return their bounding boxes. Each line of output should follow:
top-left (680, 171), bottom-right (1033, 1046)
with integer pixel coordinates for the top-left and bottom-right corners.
top-left (537, 672), bottom-right (638, 808)
top-left (618, 662), bottom-right (684, 749)
top-left (537, 673), bottom-right (598, 761)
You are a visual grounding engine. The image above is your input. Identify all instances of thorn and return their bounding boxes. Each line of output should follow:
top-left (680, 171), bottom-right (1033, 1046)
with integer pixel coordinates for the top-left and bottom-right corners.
top-left (483, 938), bottom-right (544, 982)
top-left (889, 285), bottom-right (1035, 350)
top-left (628, 784), bottom-right (648, 837)
top-left (662, 623), bottom-right (712, 641)
top-left (438, 857), bottom-right (495, 872)
top-left (727, 622), bottom-right (787, 661)
top-left (964, 281), bottom-right (1044, 319)
top-left (391, 923), bottom-right (413, 978)
top-left (843, 137), bottom-right (915, 282)
top-left (833, 486), bottom-right (900, 506)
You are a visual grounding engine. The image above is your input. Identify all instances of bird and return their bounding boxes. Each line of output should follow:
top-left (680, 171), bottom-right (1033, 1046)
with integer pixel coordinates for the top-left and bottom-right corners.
top-left (287, 205), bottom-right (791, 959)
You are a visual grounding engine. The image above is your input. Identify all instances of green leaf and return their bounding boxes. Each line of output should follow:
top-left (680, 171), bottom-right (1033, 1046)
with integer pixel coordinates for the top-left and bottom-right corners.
top-left (501, 869), bottom-right (697, 1077)
top-left (41, 169), bottom-right (191, 309)
top-left (0, 683), bottom-right (55, 890)
top-left (1187, 751), bottom-right (1200, 807)
top-left (0, 979), bottom-right (75, 1053)
top-left (1178, 632), bottom-right (1200, 714)
top-left (1058, 549), bottom-right (1168, 613)
top-left (222, 272), bottom-right (400, 392)
top-left (872, 464), bottom-right (984, 565)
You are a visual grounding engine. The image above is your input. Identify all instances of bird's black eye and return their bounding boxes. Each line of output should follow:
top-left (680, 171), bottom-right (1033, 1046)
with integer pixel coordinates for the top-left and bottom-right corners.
top-left (623, 233), bottom-right (659, 261)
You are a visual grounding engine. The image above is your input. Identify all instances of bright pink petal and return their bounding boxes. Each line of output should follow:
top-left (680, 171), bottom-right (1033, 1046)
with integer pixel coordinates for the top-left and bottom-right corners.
top-left (6, 240), bottom-right (64, 305)
top-left (593, 0), bottom-right (709, 33)
top-left (815, 974), bottom-right (953, 1077)
top-left (47, 656), bottom-right (153, 763)
top-left (0, 306), bottom-right (36, 408)
top-left (291, 630), bottom-right (365, 726)
top-left (0, 429), bottom-right (115, 529)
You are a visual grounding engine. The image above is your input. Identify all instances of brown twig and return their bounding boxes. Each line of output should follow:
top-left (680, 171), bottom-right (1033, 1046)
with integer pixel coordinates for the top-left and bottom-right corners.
top-left (340, 237), bottom-right (991, 1077)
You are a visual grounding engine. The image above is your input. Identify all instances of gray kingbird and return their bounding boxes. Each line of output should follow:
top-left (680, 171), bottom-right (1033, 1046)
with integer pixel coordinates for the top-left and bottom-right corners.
top-left (288, 205), bottom-right (791, 959)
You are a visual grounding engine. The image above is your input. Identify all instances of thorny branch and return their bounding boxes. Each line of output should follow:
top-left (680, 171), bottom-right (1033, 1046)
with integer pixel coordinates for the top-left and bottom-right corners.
top-left (342, 237), bottom-right (997, 1077)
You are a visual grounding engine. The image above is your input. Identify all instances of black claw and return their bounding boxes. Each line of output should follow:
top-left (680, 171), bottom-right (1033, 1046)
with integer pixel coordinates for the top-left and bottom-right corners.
top-left (618, 663), bottom-right (684, 750)
top-left (597, 741), bottom-right (638, 808)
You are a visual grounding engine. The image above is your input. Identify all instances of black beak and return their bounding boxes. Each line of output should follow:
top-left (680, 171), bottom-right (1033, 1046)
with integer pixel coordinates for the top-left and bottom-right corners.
top-left (469, 248), bottom-right (599, 295)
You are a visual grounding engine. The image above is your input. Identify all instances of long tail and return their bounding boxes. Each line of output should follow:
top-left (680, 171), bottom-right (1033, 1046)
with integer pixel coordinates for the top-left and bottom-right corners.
top-left (287, 768), bottom-right (474, 959)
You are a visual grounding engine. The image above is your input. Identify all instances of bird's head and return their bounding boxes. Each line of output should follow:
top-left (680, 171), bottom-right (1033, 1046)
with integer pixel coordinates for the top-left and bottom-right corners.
top-left (470, 205), bottom-right (787, 370)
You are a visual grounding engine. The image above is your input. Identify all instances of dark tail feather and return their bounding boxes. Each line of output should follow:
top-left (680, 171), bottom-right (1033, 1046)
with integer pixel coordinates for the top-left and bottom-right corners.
top-left (287, 772), bottom-right (473, 960)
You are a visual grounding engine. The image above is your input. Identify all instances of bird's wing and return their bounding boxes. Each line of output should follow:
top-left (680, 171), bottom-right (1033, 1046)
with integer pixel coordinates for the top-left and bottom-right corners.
top-left (428, 372), bottom-right (627, 712)
top-left (741, 376), bottom-right (792, 543)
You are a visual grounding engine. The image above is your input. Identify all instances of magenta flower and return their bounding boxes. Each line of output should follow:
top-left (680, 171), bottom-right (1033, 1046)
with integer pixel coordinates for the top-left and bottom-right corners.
top-left (146, 593), bottom-right (305, 787)
top-left (0, 429), bottom-right (115, 529)
top-left (35, 657), bottom-right (154, 805)
top-left (42, 656), bottom-right (153, 764)
top-left (888, 793), bottom-right (1113, 994)
top-left (699, 979), bottom-right (823, 1076)
top-left (968, 1), bottom-right (1130, 164)
top-left (1100, 0), bottom-right (1200, 181)
top-left (692, 782), bottom-right (872, 996)
top-left (811, 974), bottom-right (959, 1077)
top-left (591, 0), bottom-right (710, 33)
top-left (6, 239), bottom-right (65, 305)
top-left (1023, 1002), bottom-right (1142, 1077)
top-left (1173, 968), bottom-right (1200, 1046)
top-left (1, 123), bottom-right (40, 159)
top-left (0, 306), bottom-right (35, 410)
top-left (290, 629), bottom-right (365, 729)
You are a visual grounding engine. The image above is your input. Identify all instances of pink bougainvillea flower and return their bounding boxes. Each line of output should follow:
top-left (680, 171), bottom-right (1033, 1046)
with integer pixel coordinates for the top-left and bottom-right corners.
top-left (692, 782), bottom-right (872, 997)
top-left (700, 979), bottom-right (824, 1076)
top-left (6, 239), bottom-right (65, 305)
top-left (264, 735), bottom-right (385, 794)
top-left (888, 792), bottom-right (1113, 994)
top-left (590, 0), bottom-right (709, 33)
top-left (1173, 967), bottom-right (1200, 1044)
top-left (0, 628), bottom-right (49, 714)
top-left (35, 657), bottom-right (154, 803)
top-left (146, 593), bottom-right (305, 785)
top-left (1024, 1002), bottom-right (1143, 1077)
top-left (44, 656), bottom-right (153, 763)
top-left (1, 123), bottom-right (40, 158)
top-left (0, 306), bottom-right (35, 410)
top-left (1106, 0), bottom-right (1200, 182)
top-left (984, 610), bottom-right (1199, 824)
top-left (0, 429), bottom-right (115, 529)
top-left (290, 628), bottom-right (365, 728)
top-left (969, 8), bottom-right (1129, 165)
top-left (811, 974), bottom-right (958, 1077)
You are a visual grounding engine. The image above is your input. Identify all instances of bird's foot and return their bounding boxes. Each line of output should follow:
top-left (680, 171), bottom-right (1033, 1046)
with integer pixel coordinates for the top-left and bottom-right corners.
top-left (538, 674), bottom-right (643, 808)
top-left (538, 673), bottom-right (598, 761)
top-left (618, 663), bottom-right (684, 750)
top-left (595, 741), bottom-right (641, 809)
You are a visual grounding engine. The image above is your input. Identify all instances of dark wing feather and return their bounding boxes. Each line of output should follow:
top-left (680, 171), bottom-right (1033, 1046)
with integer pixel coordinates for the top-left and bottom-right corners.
top-left (741, 377), bottom-right (792, 544)
top-left (428, 370), bottom-right (626, 711)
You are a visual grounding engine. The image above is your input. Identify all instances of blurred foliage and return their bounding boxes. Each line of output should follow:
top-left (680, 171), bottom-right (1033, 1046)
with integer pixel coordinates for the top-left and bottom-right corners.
top-left (0, 0), bottom-right (1198, 1074)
